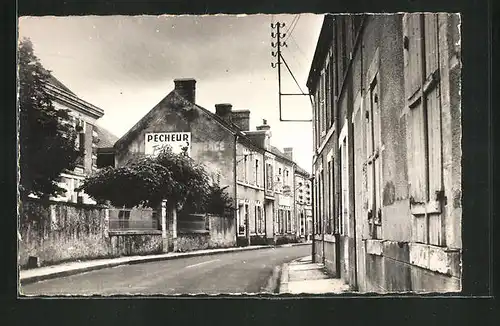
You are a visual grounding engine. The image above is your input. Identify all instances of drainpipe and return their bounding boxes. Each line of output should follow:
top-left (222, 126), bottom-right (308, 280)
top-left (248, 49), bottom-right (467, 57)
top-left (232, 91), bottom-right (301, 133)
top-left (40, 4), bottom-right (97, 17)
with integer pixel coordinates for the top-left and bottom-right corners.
top-left (234, 134), bottom-right (238, 246)
top-left (310, 175), bottom-right (316, 262)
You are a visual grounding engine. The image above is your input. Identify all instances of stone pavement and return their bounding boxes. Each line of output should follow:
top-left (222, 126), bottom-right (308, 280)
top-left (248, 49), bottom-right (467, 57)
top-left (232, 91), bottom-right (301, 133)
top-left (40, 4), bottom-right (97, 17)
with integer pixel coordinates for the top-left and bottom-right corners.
top-left (20, 243), bottom-right (310, 285)
top-left (279, 256), bottom-right (351, 294)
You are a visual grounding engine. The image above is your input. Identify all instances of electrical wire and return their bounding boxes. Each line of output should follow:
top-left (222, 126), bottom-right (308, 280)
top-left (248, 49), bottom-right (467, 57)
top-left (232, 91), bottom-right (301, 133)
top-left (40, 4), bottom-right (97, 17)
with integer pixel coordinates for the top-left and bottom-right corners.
top-left (280, 53), bottom-right (306, 95)
top-left (284, 15), bottom-right (299, 35)
top-left (289, 35), bottom-right (308, 62)
top-left (284, 15), bottom-right (301, 43)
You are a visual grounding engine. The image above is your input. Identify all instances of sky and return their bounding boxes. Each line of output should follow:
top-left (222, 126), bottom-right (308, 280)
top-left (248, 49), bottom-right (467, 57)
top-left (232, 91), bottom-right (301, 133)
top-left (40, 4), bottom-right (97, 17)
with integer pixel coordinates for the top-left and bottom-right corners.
top-left (18, 14), bottom-right (324, 173)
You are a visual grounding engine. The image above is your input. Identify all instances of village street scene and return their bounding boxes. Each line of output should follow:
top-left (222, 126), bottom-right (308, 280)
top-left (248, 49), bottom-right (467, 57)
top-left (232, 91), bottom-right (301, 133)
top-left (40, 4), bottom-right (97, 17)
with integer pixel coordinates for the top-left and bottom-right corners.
top-left (18, 13), bottom-right (462, 296)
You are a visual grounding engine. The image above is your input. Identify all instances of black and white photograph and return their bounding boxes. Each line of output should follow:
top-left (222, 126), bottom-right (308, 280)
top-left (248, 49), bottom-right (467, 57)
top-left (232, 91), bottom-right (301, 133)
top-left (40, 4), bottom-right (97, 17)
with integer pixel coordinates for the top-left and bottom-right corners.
top-left (17, 12), bottom-right (463, 296)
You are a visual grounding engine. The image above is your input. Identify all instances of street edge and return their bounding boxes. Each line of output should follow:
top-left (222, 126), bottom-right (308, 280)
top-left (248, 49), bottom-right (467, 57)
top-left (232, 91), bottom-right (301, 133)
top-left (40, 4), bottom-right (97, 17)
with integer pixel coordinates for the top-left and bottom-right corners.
top-left (263, 265), bottom-right (282, 294)
top-left (19, 242), bottom-right (311, 286)
top-left (278, 263), bottom-right (290, 293)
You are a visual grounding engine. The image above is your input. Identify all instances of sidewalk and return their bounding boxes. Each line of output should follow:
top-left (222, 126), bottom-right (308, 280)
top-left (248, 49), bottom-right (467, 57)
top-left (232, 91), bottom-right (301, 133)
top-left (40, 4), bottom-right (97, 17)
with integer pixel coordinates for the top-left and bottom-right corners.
top-left (19, 242), bottom-right (310, 285)
top-left (279, 256), bottom-right (351, 294)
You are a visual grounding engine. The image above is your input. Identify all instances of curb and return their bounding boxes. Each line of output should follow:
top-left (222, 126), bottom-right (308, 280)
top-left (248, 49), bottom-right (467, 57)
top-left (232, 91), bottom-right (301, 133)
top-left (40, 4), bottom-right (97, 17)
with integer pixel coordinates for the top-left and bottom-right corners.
top-left (20, 242), bottom-right (311, 285)
top-left (278, 263), bottom-right (290, 293)
top-left (263, 265), bottom-right (282, 293)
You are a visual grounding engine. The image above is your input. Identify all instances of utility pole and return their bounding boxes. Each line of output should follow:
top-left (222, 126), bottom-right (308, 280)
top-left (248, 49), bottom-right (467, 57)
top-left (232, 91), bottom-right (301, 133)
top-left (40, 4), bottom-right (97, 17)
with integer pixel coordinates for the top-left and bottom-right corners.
top-left (271, 21), bottom-right (286, 120)
top-left (271, 21), bottom-right (312, 122)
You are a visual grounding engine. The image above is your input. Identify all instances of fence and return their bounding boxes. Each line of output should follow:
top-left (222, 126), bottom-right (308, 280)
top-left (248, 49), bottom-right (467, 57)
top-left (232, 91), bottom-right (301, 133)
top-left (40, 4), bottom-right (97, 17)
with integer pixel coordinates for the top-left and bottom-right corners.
top-left (108, 207), bottom-right (159, 231)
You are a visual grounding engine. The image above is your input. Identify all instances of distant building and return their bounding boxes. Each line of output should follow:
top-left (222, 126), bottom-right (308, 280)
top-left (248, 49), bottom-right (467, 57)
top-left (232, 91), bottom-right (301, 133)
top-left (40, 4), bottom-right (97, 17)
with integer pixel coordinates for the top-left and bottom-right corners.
top-left (294, 165), bottom-right (312, 241)
top-left (45, 75), bottom-right (108, 204)
top-left (112, 78), bottom-right (309, 246)
top-left (307, 14), bottom-right (462, 292)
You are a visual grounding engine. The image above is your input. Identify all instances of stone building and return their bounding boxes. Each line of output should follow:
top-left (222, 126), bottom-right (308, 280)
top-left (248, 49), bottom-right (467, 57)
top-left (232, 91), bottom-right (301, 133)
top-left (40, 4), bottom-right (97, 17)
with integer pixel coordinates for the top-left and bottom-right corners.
top-left (307, 13), bottom-right (462, 292)
top-left (45, 75), bottom-right (107, 204)
top-left (111, 78), bottom-right (308, 246)
top-left (294, 165), bottom-right (313, 241)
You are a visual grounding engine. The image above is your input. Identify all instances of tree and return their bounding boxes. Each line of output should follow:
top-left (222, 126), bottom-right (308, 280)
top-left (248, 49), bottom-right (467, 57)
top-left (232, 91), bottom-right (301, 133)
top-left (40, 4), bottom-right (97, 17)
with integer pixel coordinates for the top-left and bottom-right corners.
top-left (18, 38), bottom-right (82, 199)
top-left (80, 147), bottom-right (211, 211)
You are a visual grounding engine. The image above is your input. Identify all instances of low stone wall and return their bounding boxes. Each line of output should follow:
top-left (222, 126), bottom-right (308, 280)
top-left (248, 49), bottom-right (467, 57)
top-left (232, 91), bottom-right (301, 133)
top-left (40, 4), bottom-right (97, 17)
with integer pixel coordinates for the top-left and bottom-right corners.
top-left (175, 214), bottom-right (236, 252)
top-left (108, 230), bottom-right (164, 256)
top-left (361, 240), bottom-right (461, 293)
top-left (18, 198), bottom-right (111, 268)
top-left (18, 198), bottom-right (165, 269)
top-left (176, 232), bottom-right (211, 252)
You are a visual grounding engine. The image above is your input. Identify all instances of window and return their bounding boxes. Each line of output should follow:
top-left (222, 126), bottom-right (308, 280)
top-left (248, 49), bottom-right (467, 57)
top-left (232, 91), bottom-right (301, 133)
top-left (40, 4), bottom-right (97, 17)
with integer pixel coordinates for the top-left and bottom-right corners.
top-left (320, 169), bottom-right (324, 234)
top-left (255, 159), bottom-right (259, 186)
top-left (74, 119), bottom-right (86, 167)
top-left (403, 13), bottom-right (444, 246)
top-left (314, 90), bottom-right (320, 148)
top-left (313, 177), bottom-right (317, 234)
top-left (278, 209), bottom-right (285, 234)
top-left (243, 155), bottom-right (248, 183)
top-left (337, 17), bottom-right (346, 83)
top-left (320, 70), bottom-right (326, 135)
top-left (327, 159), bottom-right (335, 234)
top-left (244, 204), bottom-right (249, 234)
top-left (329, 54), bottom-right (336, 128)
top-left (237, 204), bottom-right (245, 235)
top-left (255, 206), bottom-right (264, 234)
top-left (339, 130), bottom-right (349, 236)
top-left (266, 162), bottom-right (273, 191)
top-left (286, 210), bottom-right (292, 233)
top-left (366, 76), bottom-right (382, 239)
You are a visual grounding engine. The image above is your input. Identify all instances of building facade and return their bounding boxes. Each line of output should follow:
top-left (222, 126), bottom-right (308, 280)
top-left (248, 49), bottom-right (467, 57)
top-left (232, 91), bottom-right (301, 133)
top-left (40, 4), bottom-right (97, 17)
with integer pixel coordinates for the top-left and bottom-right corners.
top-left (307, 13), bottom-right (462, 292)
top-left (45, 75), bottom-right (105, 204)
top-left (295, 166), bottom-right (313, 241)
top-left (112, 79), bottom-right (309, 246)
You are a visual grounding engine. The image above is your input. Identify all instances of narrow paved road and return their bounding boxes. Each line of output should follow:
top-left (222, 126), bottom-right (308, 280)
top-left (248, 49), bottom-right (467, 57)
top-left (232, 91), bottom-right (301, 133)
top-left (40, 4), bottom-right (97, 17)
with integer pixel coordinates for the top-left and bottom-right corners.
top-left (20, 245), bottom-right (310, 296)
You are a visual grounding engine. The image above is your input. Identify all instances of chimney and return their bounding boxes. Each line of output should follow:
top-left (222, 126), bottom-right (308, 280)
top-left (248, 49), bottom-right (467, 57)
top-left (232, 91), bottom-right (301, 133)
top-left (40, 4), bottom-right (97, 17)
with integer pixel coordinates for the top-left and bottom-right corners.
top-left (256, 119), bottom-right (271, 131)
top-left (231, 110), bottom-right (250, 131)
top-left (174, 78), bottom-right (196, 103)
top-left (215, 103), bottom-right (233, 123)
top-left (283, 147), bottom-right (293, 161)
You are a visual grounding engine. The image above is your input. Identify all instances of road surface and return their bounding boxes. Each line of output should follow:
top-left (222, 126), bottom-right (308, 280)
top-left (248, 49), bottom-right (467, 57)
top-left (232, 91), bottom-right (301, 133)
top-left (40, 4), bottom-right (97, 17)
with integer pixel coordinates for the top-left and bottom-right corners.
top-left (20, 245), bottom-right (310, 296)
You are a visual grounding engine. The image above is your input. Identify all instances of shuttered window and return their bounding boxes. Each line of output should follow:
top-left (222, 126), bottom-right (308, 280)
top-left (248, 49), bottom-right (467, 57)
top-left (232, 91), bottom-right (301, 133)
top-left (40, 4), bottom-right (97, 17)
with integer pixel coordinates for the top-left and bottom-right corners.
top-left (403, 13), bottom-right (444, 246)
top-left (366, 76), bottom-right (382, 239)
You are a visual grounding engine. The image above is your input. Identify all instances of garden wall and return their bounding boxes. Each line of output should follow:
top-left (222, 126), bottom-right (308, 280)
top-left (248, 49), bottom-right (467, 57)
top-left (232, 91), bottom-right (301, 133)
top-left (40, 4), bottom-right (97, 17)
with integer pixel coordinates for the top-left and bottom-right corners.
top-left (18, 198), bottom-right (165, 269)
top-left (176, 214), bottom-right (236, 252)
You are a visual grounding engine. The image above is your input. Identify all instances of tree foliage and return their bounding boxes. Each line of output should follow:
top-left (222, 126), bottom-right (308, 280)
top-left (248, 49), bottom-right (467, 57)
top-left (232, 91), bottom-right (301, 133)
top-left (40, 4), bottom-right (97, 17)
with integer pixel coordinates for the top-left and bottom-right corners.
top-left (18, 38), bottom-right (82, 199)
top-left (80, 146), bottom-right (234, 216)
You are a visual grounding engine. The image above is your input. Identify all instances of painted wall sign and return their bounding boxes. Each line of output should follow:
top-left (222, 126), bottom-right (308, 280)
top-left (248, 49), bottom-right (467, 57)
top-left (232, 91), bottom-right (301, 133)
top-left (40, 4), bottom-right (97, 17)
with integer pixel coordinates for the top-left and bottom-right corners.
top-left (145, 132), bottom-right (191, 157)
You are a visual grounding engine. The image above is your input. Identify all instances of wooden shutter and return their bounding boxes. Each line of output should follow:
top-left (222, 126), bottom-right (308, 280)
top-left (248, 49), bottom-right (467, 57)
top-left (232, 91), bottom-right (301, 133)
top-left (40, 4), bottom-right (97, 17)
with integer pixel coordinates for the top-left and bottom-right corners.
top-left (403, 14), bottom-right (423, 101)
top-left (404, 13), bottom-right (445, 246)
top-left (403, 13), bottom-right (427, 204)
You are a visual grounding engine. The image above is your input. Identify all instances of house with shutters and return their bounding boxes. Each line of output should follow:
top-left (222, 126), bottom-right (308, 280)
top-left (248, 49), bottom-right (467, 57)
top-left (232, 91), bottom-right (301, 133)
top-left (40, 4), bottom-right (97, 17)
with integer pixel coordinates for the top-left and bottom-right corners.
top-left (111, 79), bottom-right (308, 248)
top-left (307, 13), bottom-right (462, 292)
top-left (44, 74), bottom-right (111, 204)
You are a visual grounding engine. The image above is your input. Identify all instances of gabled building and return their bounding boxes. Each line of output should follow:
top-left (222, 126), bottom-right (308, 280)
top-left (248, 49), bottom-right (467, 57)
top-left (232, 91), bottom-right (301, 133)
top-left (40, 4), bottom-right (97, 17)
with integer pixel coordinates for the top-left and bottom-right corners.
top-left (112, 78), bottom-right (309, 247)
top-left (45, 75), bottom-right (106, 204)
top-left (307, 14), bottom-right (462, 292)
